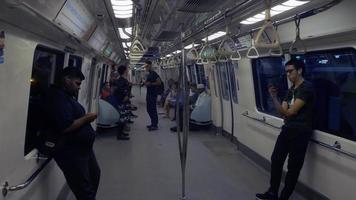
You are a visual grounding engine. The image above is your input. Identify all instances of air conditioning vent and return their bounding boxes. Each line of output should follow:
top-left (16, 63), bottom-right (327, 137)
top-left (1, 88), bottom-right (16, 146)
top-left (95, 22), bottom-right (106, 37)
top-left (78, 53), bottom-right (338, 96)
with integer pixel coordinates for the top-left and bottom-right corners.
top-left (178, 0), bottom-right (221, 13)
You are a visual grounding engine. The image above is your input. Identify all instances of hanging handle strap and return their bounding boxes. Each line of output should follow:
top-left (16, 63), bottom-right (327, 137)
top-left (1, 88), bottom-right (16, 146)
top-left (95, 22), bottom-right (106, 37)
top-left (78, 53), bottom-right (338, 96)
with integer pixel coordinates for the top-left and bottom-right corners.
top-left (289, 16), bottom-right (307, 54)
top-left (254, 0), bottom-right (281, 50)
top-left (247, 33), bottom-right (260, 59)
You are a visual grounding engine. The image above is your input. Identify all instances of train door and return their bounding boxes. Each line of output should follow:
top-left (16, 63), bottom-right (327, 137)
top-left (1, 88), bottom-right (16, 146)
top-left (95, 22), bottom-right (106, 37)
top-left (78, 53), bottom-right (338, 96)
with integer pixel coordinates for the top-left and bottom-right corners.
top-left (226, 61), bottom-right (239, 140)
top-left (25, 46), bottom-right (65, 155)
top-left (216, 62), bottom-right (233, 134)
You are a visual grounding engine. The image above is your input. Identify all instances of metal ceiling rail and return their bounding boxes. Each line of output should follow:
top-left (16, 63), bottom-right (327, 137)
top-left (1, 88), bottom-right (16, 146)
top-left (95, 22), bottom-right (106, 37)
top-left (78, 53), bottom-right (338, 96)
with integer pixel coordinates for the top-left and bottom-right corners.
top-left (167, 0), bottom-right (343, 55)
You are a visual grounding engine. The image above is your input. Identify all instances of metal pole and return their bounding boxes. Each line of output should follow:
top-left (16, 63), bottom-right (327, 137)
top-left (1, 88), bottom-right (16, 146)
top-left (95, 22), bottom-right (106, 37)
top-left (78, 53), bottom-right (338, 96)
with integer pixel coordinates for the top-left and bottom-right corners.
top-left (177, 26), bottom-right (189, 200)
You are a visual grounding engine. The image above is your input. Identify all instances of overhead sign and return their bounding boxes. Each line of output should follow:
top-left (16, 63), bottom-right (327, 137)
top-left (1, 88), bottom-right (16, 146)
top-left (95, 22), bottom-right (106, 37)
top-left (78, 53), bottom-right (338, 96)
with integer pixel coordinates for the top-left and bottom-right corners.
top-left (88, 28), bottom-right (107, 52)
top-left (54, 0), bottom-right (96, 40)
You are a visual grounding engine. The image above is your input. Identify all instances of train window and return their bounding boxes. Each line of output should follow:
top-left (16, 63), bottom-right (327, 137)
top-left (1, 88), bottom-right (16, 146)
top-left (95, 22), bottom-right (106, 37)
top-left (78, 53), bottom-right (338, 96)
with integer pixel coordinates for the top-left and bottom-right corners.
top-left (187, 65), bottom-right (196, 84)
top-left (195, 64), bottom-right (206, 85)
top-left (292, 48), bottom-right (356, 141)
top-left (25, 46), bottom-right (65, 156)
top-left (68, 55), bottom-right (83, 70)
top-left (216, 62), bottom-right (230, 100)
top-left (252, 57), bottom-right (288, 117)
top-left (227, 62), bottom-right (238, 103)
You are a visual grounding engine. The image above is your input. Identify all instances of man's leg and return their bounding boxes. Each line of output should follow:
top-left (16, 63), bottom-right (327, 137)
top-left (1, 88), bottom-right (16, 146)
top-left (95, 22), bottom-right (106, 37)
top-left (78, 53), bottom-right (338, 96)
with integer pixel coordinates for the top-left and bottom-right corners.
top-left (269, 129), bottom-right (289, 195)
top-left (55, 155), bottom-right (97, 200)
top-left (279, 132), bottom-right (311, 200)
top-left (149, 95), bottom-right (158, 127)
top-left (88, 151), bottom-right (101, 196)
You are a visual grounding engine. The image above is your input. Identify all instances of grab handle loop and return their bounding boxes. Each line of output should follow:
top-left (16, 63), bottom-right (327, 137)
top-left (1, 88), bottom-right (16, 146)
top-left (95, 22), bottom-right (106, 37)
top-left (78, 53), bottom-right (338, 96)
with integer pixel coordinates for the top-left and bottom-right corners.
top-left (247, 34), bottom-right (260, 59)
top-left (187, 43), bottom-right (200, 60)
top-left (254, 0), bottom-right (281, 50)
top-left (289, 16), bottom-right (306, 54)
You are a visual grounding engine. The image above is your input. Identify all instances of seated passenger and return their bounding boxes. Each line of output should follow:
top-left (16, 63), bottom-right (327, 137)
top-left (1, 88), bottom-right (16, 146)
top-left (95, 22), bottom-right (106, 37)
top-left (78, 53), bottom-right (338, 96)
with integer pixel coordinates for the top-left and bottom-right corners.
top-left (170, 84), bottom-right (209, 132)
top-left (100, 82), bottom-right (111, 100)
top-left (189, 87), bottom-right (212, 131)
top-left (163, 81), bottom-right (178, 118)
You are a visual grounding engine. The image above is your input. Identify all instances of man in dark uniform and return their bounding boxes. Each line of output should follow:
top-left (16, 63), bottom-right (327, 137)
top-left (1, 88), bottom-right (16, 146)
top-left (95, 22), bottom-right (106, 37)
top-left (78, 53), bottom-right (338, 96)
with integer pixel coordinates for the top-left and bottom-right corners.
top-left (144, 60), bottom-right (162, 131)
top-left (42, 67), bottom-right (100, 200)
top-left (256, 59), bottom-right (315, 200)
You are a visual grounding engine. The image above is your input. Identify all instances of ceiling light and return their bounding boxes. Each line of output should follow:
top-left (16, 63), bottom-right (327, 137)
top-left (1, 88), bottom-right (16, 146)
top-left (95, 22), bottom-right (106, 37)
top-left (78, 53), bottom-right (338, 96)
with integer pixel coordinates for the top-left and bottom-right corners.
top-left (111, 0), bottom-right (133, 6)
top-left (184, 44), bottom-right (199, 49)
top-left (115, 14), bottom-right (133, 18)
top-left (240, 0), bottom-right (310, 25)
top-left (114, 10), bottom-right (133, 15)
top-left (112, 5), bottom-right (132, 11)
top-left (166, 54), bottom-right (173, 57)
top-left (202, 31), bottom-right (226, 42)
top-left (119, 28), bottom-right (131, 39)
top-left (282, 0), bottom-right (309, 7)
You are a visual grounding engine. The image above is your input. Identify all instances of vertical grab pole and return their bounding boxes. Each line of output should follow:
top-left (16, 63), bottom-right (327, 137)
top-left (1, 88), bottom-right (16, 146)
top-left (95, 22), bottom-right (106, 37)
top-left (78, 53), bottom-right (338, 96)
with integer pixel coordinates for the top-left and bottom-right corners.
top-left (177, 26), bottom-right (189, 200)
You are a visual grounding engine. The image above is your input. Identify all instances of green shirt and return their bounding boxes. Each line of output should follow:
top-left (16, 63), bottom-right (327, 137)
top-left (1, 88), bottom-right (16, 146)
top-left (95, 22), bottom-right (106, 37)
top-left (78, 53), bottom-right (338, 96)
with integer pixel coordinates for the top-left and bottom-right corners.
top-left (283, 80), bottom-right (315, 130)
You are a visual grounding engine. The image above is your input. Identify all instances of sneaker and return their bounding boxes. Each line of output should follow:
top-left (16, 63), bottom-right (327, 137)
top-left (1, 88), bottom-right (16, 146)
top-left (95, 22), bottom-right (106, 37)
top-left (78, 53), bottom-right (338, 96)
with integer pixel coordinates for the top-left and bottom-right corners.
top-left (148, 126), bottom-right (158, 131)
top-left (256, 191), bottom-right (278, 200)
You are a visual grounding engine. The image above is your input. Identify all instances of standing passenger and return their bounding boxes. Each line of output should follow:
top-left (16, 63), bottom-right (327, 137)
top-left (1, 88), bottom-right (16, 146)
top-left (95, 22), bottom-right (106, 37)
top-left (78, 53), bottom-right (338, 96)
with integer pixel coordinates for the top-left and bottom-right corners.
top-left (144, 60), bottom-right (161, 131)
top-left (41, 67), bottom-right (100, 200)
top-left (256, 59), bottom-right (315, 200)
top-left (114, 65), bottom-right (131, 140)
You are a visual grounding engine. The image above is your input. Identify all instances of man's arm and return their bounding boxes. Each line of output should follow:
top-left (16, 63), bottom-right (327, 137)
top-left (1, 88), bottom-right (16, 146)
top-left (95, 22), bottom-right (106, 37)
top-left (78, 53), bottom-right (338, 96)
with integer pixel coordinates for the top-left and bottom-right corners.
top-left (63, 113), bottom-right (97, 133)
top-left (269, 86), bottom-right (305, 117)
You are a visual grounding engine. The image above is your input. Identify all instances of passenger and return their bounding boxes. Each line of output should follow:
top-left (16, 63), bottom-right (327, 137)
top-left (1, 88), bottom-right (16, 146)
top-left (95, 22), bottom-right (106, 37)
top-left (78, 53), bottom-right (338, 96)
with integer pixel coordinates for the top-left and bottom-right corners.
top-left (256, 59), bottom-right (315, 200)
top-left (189, 85), bottom-right (212, 131)
top-left (41, 67), bottom-right (100, 200)
top-left (143, 60), bottom-right (162, 131)
top-left (163, 81), bottom-right (178, 118)
top-left (114, 65), bottom-right (131, 140)
top-left (100, 82), bottom-right (111, 100)
top-left (170, 83), bottom-right (206, 132)
top-left (189, 83), bottom-right (199, 105)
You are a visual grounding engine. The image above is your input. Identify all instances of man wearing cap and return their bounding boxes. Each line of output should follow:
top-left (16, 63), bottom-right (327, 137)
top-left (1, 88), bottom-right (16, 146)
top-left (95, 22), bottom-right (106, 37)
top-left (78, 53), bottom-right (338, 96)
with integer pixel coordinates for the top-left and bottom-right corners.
top-left (143, 60), bottom-right (162, 131)
top-left (41, 67), bottom-right (101, 200)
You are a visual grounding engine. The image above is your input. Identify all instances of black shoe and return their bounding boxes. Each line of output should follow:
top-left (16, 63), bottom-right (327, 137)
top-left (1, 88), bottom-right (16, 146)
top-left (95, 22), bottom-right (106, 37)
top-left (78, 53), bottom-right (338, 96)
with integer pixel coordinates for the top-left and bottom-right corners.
top-left (256, 191), bottom-right (278, 200)
top-left (117, 135), bottom-right (130, 140)
top-left (146, 125), bottom-right (152, 128)
top-left (170, 127), bottom-right (177, 132)
top-left (148, 126), bottom-right (158, 131)
top-left (122, 133), bottom-right (129, 137)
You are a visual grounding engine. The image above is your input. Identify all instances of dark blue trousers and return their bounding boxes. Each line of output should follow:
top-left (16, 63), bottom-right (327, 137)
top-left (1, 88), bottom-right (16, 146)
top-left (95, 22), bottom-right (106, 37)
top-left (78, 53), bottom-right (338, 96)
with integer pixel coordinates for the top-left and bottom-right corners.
top-left (269, 126), bottom-right (311, 200)
top-left (146, 95), bottom-right (158, 127)
top-left (55, 150), bottom-right (101, 200)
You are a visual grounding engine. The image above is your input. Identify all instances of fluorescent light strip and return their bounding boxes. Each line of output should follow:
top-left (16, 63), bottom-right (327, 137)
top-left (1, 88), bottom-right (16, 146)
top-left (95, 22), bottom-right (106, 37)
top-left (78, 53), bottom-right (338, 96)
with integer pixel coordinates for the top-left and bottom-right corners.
top-left (115, 14), bottom-right (133, 18)
top-left (202, 31), bottom-right (226, 42)
top-left (113, 5), bottom-right (132, 10)
top-left (119, 28), bottom-right (131, 39)
top-left (166, 54), bottom-right (173, 57)
top-left (240, 0), bottom-right (309, 25)
top-left (111, 0), bottom-right (133, 6)
top-left (114, 10), bottom-right (133, 15)
top-left (184, 44), bottom-right (199, 49)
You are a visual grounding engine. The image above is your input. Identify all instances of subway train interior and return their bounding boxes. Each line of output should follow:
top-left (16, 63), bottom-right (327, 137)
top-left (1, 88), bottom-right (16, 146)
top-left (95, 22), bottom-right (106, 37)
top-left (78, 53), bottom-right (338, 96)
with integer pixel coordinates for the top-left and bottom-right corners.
top-left (1, 0), bottom-right (356, 199)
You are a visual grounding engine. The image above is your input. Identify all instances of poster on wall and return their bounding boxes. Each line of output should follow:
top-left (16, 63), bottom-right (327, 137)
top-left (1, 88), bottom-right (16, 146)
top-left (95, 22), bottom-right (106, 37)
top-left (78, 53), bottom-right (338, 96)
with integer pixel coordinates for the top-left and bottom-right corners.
top-left (0, 31), bottom-right (5, 64)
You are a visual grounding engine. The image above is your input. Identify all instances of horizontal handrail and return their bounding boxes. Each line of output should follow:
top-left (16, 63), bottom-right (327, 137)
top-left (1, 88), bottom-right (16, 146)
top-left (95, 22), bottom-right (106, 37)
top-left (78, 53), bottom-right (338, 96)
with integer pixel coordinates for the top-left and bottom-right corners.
top-left (241, 111), bottom-right (356, 159)
top-left (2, 158), bottom-right (52, 197)
top-left (242, 111), bottom-right (281, 129)
top-left (310, 139), bottom-right (356, 159)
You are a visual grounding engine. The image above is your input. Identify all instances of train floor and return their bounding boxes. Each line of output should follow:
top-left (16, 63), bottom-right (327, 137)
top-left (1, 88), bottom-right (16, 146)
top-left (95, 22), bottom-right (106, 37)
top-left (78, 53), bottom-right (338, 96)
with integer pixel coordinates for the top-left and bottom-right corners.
top-left (67, 87), bottom-right (306, 200)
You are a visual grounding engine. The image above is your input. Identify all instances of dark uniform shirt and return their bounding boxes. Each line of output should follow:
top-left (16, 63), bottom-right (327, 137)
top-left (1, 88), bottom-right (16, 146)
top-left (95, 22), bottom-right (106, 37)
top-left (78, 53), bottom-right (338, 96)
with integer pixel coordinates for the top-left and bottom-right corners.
top-left (42, 86), bottom-right (95, 155)
top-left (115, 76), bottom-right (129, 104)
top-left (283, 80), bottom-right (315, 130)
top-left (146, 70), bottom-right (159, 96)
